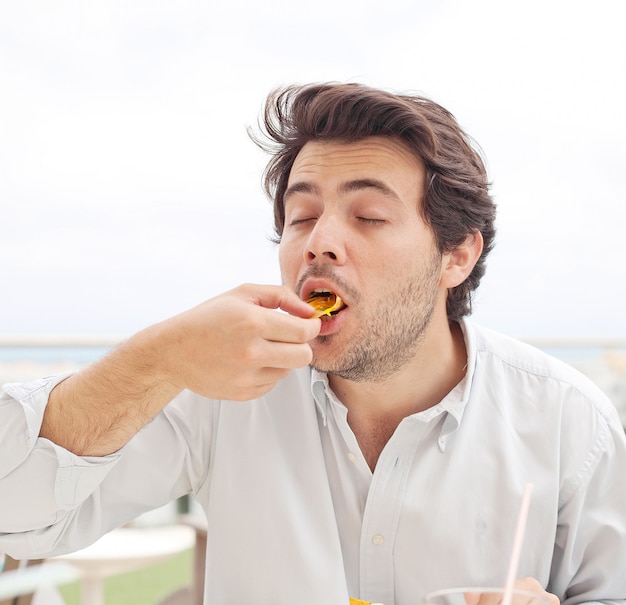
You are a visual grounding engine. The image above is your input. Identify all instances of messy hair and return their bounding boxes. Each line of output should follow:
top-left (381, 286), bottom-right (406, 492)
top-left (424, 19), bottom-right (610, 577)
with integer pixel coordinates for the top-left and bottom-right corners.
top-left (251, 82), bottom-right (496, 321)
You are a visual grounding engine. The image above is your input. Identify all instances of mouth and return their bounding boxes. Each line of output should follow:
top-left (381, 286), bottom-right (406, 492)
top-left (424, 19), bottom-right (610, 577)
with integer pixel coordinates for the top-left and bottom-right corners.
top-left (306, 289), bottom-right (347, 319)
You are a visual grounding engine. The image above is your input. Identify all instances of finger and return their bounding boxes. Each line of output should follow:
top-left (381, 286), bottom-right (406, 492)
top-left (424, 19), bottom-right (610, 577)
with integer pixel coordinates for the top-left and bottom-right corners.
top-left (513, 579), bottom-right (559, 605)
top-left (241, 337), bottom-right (317, 374)
top-left (473, 591), bottom-right (504, 605)
top-left (283, 297), bottom-right (325, 319)
top-left (464, 593), bottom-right (482, 605)
top-left (244, 284), bottom-right (319, 318)
top-left (228, 368), bottom-right (294, 401)
top-left (258, 307), bottom-right (321, 344)
top-left (257, 341), bottom-right (314, 370)
top-left (230, 334), bottom-right (313, 373)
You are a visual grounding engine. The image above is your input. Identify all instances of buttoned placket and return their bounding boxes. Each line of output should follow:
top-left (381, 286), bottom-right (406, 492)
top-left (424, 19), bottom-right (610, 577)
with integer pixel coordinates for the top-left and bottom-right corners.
top-left (359, 415), bottom-right (436, 605)
top-left (313, 374), bottom-right (462, 605)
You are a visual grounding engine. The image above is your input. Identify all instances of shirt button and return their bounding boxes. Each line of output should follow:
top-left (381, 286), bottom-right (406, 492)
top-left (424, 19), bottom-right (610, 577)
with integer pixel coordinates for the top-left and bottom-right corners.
top-left (372, 534), bottom-right (385, 545)
top-left (347, 452), bottom-right (357, 463)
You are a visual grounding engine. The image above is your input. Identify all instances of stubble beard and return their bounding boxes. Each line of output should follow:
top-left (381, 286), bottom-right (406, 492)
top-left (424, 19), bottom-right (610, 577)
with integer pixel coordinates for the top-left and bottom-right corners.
top-left (311, 257), bottom-right (442, 383)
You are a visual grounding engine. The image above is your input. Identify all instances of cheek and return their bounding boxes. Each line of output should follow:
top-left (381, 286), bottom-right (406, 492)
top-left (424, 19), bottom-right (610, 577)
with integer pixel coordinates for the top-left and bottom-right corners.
top-left (278, 241), bottom-right (299, 286)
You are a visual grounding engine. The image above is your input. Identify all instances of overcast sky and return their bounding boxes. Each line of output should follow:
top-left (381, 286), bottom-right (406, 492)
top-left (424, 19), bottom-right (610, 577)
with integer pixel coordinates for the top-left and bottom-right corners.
top-left (1, 0), bottom-right (625, 338)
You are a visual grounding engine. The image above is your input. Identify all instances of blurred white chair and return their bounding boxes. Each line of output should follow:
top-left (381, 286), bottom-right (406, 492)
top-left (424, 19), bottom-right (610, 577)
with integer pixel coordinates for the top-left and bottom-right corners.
top-left (0, 555), bottom-right (77, 605)
top-left (49, 524), bottom-right (195, 605)
top-left (32, 584), bottom-right (67, 605)
top-left (156, 514), bottom-right (208, 605)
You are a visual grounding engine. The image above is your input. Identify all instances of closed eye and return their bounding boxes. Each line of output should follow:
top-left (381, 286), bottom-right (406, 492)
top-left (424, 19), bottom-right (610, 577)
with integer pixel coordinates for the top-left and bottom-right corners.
top-left (289, 217), bottom-right (317, 226)
top-left (357, 217), bottom-right (386, 224)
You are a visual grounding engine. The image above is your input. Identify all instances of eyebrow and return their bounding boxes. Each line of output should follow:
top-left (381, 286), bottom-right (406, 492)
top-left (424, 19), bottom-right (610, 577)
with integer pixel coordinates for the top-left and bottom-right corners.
top-left (283, 181), bottom-right (320, 202)
top-left (283, 178), bottom-right (401, 204)
top-left (338, 178), bottom-right (401, 202)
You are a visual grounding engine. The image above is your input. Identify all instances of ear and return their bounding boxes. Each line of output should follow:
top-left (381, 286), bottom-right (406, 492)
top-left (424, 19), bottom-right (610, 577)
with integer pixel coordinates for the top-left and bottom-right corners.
top-left (440, 230), bottom-right (484, 289)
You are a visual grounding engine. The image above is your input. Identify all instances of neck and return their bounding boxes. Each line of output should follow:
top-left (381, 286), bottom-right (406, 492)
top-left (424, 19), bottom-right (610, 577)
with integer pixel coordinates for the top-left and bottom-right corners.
top-left (329, 318), bottom-right (467, 470)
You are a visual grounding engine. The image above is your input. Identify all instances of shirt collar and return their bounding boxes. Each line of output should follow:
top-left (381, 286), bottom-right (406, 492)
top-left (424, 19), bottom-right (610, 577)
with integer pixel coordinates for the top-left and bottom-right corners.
top-left (311, 369), bottom-right (331, 426)
top-left (309, 318), bottom-right (477, 448)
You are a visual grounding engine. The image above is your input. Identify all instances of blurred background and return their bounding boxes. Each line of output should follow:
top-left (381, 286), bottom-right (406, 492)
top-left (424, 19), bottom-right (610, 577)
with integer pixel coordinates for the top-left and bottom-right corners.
top-left (1, 0), bottom-right (625, 422)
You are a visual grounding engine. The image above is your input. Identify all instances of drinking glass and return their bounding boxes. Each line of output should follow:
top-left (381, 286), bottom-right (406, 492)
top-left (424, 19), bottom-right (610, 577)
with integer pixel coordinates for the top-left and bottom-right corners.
top-left (424, 587), bottom-right (550, 605)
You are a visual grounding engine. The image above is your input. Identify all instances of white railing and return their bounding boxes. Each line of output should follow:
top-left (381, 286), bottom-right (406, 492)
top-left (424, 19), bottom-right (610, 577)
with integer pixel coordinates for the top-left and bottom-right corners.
top-left (1, 334), bottom-right (625, 427)
top-left (522, 337), bottom-right (626, 349)
top-left (0, 334), bottom-right (126, 347)
top-left (1, 334), bottom-right (625, 347)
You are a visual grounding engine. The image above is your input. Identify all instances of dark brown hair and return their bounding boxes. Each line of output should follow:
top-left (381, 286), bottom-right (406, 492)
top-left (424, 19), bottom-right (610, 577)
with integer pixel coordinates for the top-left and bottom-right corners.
top-left (251, 82), bottom-right (496, 321)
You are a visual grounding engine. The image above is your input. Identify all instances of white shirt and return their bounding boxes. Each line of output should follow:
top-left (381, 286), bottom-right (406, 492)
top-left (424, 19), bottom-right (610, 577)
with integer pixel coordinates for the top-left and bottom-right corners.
top-left (1, 320), bottom-right (625, 605)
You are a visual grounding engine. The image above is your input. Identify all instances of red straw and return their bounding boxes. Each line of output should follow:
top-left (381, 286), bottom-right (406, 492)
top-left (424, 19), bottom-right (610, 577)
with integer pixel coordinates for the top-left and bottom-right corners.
top-left (502, 483), bottom-right (534, 605)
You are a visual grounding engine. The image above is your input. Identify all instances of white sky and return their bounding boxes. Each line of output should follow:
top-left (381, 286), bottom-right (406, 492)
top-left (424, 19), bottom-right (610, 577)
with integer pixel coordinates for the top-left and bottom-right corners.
top-left (1, 0), bottom-right (625, 338)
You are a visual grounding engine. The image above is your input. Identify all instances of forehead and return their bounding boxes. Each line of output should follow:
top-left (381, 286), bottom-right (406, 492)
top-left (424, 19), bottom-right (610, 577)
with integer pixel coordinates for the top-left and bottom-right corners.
top-left (287, 137), bottom-right (425, 189)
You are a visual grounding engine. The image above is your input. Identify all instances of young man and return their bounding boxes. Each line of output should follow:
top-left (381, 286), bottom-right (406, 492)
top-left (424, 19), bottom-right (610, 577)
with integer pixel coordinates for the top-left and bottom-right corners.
top-left (1, 83), bottom-right (625, 605)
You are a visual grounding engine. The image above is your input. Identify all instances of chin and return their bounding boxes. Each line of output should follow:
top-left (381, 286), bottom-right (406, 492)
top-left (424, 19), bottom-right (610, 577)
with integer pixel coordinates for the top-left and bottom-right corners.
top-left (310, 343), bottom-right (336, 373)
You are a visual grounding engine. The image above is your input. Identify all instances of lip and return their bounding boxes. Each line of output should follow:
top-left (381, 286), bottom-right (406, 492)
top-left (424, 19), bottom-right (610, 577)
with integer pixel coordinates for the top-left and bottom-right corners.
top-left (300, 278), bottom-right (347, 306)
top-left (317, 306), bottom-right (348, 336)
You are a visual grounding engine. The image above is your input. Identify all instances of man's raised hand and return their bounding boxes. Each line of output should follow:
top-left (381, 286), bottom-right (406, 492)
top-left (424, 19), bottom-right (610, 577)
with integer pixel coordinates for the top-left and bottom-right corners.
top-left (155, 284), bottom-right (321, 401)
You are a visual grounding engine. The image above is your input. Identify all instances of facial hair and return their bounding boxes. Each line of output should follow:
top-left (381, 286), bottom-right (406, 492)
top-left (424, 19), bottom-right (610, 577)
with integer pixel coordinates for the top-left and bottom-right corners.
top-left (310, 250), bottom-right (442, 382)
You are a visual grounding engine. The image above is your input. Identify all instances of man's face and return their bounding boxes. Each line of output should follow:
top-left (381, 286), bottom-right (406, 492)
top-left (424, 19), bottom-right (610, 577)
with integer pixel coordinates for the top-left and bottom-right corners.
top-left (279, 137), bottom-right (448, 382)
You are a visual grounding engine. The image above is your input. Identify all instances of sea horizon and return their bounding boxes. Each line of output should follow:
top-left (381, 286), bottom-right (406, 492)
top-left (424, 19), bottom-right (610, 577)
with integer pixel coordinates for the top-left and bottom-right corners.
top-left (1, 336), bottom-right (625, 429)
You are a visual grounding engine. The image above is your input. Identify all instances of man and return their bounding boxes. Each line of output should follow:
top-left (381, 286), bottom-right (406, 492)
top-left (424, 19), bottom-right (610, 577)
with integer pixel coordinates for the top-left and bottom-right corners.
top-left (1, 83), bottom-right (625, 605)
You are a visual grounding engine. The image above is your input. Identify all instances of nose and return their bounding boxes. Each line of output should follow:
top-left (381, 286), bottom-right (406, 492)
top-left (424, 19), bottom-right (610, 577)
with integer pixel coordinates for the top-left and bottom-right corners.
top-left (305, 215), bottom-right (346, 264)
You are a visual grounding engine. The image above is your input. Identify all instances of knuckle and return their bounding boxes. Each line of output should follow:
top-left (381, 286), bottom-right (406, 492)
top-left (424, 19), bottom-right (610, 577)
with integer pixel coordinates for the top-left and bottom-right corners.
top-left (240, 342), bottom-right (263, 365)
top-left (297, 318), bottom-right (319, 342)
top-left (290, 344), bottom-right (313, 368)
top-left (236, 282), bottom-right (253, 293)
top-left (301, 344), bottom-right (314, 365)
top-left (293, 322), bottom-right (310, 342)
top-left (239, 313), bottom-right (264, 336)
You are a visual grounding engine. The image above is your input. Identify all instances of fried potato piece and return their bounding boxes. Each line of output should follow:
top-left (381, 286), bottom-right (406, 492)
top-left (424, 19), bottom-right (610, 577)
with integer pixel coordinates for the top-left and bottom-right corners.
top-left (307, 291), bottom-right (346, 318)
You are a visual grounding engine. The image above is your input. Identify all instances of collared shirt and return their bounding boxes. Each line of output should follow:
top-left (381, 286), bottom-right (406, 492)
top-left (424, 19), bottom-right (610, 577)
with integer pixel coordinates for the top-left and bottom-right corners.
top-left (1, 320), bottom-right (625, 605)
top-left (312, 365), bottom-right (471, 602)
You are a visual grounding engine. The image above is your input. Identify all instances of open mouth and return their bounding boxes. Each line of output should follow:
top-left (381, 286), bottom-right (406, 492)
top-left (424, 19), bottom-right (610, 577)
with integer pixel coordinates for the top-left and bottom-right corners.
top-left (306, 289), bottom-right (347, 318)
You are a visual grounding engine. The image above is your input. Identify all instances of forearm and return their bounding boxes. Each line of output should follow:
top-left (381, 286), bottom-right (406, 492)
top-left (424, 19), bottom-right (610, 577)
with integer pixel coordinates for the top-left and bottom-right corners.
top-left (41, 325), bottom-right (181, 456)
top-left (1, 376), bottom-right (208, 558)
top-left (40, 283), bottom-right (319, 457)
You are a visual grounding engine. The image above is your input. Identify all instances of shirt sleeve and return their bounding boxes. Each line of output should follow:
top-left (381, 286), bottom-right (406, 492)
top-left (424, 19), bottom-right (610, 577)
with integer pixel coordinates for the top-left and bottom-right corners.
top-left (0, 375), bottom-right (212, 559)
top-left (550, 396), bottom-right (626, 605)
